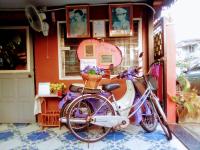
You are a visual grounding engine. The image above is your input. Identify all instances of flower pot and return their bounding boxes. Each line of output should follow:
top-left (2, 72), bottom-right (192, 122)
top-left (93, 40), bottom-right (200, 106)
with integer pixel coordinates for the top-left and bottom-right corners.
top-left (81, 73), bottom-right (102, 89)
top-left (57, 90), bottom-right (62, 97)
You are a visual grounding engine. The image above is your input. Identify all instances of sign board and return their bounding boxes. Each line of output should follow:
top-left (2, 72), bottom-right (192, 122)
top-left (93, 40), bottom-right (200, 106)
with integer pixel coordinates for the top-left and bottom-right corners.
top-left (38, 82), bottom-right (50, 96)
top-left (80, 59), bottom-right (97, 71)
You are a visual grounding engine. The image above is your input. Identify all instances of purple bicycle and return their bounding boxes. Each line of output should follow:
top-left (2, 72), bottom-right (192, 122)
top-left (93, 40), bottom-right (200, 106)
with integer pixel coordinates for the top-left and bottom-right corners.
top-left (60, 58), bottom-right (172, 143)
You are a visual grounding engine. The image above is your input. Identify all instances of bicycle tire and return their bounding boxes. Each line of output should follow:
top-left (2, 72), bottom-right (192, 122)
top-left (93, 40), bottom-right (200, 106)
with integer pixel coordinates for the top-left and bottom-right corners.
top-left (151, 95), bottom-right (172, 140)
top-left (157, 115), bottom-right (172, 140)
top-left (140, 99), bottom-right (158, 132)
top-left (67, 94), bottom-right (115, 143)
top-left (68, 100), bottom-right (94, 131)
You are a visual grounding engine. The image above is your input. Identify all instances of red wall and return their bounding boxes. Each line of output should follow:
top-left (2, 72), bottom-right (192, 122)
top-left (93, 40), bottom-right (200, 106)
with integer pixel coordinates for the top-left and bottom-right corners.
top-left (34, 27), bottom-right (59, 84)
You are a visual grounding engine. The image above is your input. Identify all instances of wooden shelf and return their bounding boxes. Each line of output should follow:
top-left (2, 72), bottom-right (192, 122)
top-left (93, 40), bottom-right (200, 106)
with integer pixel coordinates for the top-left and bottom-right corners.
top-left (37, 95), bottom-right (61, 129)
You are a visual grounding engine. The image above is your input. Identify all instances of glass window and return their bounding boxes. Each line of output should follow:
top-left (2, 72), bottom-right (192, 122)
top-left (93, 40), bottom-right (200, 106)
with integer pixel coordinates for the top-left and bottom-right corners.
top-left (57, 19), bottom-right (142, 80)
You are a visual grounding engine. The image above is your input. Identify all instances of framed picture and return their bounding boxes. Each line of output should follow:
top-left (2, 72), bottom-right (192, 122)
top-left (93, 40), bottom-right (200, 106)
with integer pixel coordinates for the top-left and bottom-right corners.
top-left (84, 44), bottom-right (95, 57)
top-left (93, 20), bottom-right (106, 38)
top-left (109, 4), bottom-right (133, 37)
top-left (66, 5), bottom-right (90, 38)
top-left (100, 54), bottom-right (113, 65)
top-left (0, 26), bottom-right (30, 73)
top-left (154, 18), bottom-right (164, 59)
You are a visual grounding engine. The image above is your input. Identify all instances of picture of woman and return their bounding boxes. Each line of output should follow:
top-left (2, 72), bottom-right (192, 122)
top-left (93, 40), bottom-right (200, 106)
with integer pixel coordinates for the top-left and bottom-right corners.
top-left (66, 6), bottom-right (90, 38)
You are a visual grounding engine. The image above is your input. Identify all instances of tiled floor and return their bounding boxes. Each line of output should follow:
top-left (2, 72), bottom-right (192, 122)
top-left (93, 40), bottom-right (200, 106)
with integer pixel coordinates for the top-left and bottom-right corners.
top-left (0, 123), bottom-right (187, 150)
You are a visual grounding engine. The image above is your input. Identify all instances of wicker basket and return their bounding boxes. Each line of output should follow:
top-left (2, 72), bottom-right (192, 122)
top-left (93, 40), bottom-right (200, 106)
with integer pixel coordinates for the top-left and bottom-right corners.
top-left (81, 73), bottom-right (102, 89)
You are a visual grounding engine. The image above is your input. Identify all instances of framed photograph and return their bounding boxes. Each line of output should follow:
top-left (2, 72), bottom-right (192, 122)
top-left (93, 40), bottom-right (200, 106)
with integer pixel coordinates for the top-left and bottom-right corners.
top-left (84, 44), bottom-right (95, 57)
top-left (93, 20), bottom-right (106, 38)
top-left (100, 54), bottom-right (113, 65)
top-left (66, 5), bottom-right (90, 38)
top-left (0, 26), bottom-right (30, 73)
top-left (109, 4), bottom-right (133, 37)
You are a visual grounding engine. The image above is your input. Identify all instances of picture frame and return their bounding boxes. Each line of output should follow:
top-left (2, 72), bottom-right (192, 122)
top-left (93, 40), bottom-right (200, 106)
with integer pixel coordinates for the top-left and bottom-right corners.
top-left (154, 18), bottom-right (164, 59)
top-left (100, 54), bottom-right (113, 65)
top-left (109, 4), bottom-right (133, 37)
top-left (0, 26), bottom-right (30, 73)
top-left (66, 5), bottom-right (90, 38)
top-left (84, 44), bottom-right (95, 57)
top-left (92, 20), bottom-right (106, 38)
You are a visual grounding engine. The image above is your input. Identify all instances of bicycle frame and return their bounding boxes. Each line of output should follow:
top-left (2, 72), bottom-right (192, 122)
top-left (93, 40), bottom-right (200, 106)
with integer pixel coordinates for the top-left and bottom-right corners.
top-left (87, 78), bottom-right (153, 127)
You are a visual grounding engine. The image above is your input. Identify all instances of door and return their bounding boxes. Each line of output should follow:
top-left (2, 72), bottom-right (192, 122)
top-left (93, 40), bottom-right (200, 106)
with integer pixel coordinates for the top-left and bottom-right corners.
top-left (0, 26), bottom-right (35, 123)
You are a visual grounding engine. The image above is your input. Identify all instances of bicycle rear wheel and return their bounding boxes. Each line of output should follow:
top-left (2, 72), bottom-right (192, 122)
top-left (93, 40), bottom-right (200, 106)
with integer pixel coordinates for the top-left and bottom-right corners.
top-left (60, 100), bottom-right (71, 128)
top-left (67, 94), bottom-right (115, 143)
top-left (151, 95), bottom-right (172, 140)
top-left (61, 99), bottom-right (93, 131)
top-left (140, 99), bottom-right (158, 132)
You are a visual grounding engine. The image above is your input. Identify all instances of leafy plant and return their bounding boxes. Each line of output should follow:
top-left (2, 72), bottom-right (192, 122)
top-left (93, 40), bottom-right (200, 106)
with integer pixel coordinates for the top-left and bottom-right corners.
top-left (50, 82), bottom-right (67, 94)
top-left (172, 76), bottom-right (200, 121)
top-left (176, 74), bottom-right (190, 92)
top-left (81, 66), bottom-right (104, 75)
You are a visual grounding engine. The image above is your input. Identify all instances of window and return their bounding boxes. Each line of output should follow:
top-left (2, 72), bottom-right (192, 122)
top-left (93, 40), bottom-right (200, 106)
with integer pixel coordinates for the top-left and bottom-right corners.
top-left (57, 19), bottom-right (142, 80)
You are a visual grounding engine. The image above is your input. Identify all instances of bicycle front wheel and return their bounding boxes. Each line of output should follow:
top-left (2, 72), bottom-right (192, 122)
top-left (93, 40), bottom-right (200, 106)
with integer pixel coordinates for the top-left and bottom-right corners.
top-left (67, 94), bottom-right (115, 143)
top-left (140, 98), bottom-right (158, 132)
top-left (151, 95), bottom-right (172, 140)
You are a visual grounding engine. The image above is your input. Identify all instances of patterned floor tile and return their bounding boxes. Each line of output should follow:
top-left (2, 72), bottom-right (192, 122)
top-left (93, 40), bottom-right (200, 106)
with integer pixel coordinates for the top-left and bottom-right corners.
top-left (0, 123), bottom-right (188, 150)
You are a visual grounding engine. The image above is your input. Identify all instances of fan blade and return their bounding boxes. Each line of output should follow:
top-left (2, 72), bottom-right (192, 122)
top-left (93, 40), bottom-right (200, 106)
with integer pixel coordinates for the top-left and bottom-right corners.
top-left (25, 5), bottom-right (43, 32)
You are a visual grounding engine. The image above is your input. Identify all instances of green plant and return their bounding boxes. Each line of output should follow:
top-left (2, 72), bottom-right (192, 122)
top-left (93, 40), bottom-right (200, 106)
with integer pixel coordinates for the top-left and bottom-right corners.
top-left (81, 66), bottom-right (104, 75)
top-left (176, 74), bottom-right (190, 92)
top-left (172, 76), bottom-right (200, 121)
top-left (50, 82), bottom-right (67, 94)
top-left (172, 90), bottom-right (200, 118)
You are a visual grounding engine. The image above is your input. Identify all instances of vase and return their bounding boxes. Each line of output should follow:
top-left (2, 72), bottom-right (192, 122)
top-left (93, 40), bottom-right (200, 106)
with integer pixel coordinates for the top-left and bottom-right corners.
top-left (57, 90), bottom-right (62, 96)
top-left (81, 73), bottom-right (102, 89)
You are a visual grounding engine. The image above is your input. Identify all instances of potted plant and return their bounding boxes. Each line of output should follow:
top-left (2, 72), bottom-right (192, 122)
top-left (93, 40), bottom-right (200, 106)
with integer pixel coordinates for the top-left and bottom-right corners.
top-left (172, 76), bottom-right (200, 123)
top-left (50, 82), bottom-right (67, 96)
top-left (81, 66), bottom-right (104, 89)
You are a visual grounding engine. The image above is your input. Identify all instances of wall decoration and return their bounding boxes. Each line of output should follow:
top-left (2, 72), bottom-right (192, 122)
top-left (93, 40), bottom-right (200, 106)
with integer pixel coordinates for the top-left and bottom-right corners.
top-left (66, 5), bottom-right (90, 38)
top-left (0, 26), bottom-right (30, 72)
top-left (109, 4), bottom-right (133, 37)
top-left (77, 39), bottom-right (122, 69)
top-left (100, 55), bottom-right (113, 64)
top-left (93, 20), bottom-right (106, 38)
top-left (154, 18), bottom-right (164, 59)
top-left (84, 44), bottom-right (95, 57)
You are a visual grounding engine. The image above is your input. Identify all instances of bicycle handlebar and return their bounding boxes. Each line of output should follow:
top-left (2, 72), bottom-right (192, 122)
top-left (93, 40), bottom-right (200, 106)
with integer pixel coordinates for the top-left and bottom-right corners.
top-left (116, 67), bottom-right (142, 80)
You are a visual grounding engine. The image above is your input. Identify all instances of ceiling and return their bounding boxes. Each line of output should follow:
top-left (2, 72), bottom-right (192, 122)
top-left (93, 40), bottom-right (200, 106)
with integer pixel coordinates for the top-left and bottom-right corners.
top-left (0, 0), bottom-right (151, 10)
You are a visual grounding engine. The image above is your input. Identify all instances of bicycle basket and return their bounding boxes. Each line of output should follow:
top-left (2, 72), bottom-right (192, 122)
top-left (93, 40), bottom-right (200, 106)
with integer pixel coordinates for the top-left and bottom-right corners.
top-left (81, 73), bottom-right (102, 89)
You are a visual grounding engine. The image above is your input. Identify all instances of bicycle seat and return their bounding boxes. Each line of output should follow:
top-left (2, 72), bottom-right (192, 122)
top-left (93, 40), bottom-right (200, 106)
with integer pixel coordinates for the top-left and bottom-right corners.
top-left (69, 84), bottom-right (101, 94)
top-left (102, 83), bottom-right (120, 92)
